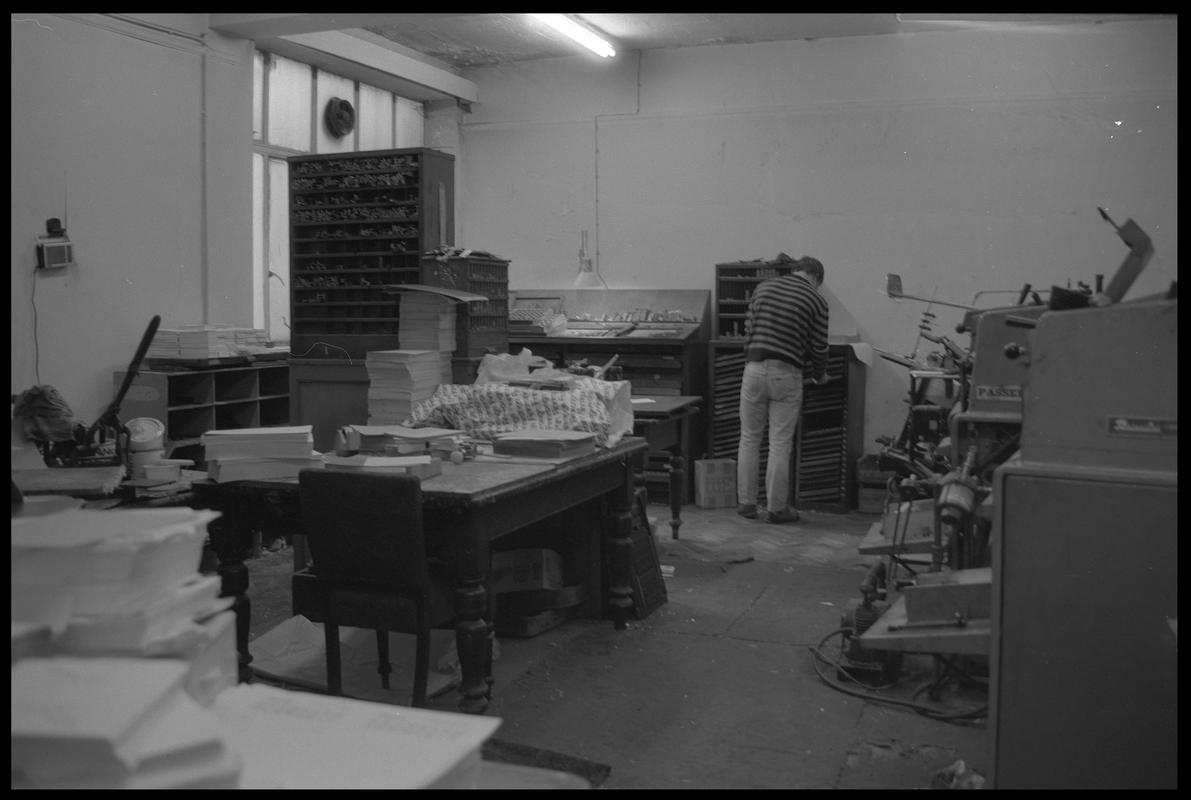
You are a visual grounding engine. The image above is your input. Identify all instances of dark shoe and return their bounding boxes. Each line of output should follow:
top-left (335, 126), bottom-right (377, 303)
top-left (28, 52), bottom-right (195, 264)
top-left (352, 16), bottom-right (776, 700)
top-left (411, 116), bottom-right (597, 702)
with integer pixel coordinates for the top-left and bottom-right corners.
top-left (765, 508), bottom-right (800, 524)
top-left (736, 503), bottom-right (758, 519)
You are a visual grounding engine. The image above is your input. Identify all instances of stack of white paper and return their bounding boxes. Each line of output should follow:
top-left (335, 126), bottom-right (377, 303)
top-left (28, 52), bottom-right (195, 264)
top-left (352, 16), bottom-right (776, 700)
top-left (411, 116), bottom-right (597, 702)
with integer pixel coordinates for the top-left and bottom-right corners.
top-left (11, 508), bottom-right (230, 655)
top-left (201, 425), bottom-right (323, 482)
top-left (177, 324), bottom-right (239, 359)
top-left (201, 425), bottom-right (314, 460)
top-left (324, 452), bottom-right (443, 479)
top-left (399, 292), bottom-right (458, 384)
top-left (365, 350), bottom-right (443, 425)
top-left (12, 657), bottom-right (242, 789)
top-left (209, 682), bottom-right (501, 789)
top-left (149, 326), bottom-right (271, 360)
top-left (233, 328), bottom-right (270, 348)
top-left (147, 328), bottom-right (181, 358)
top-left (340, 424), bottom-right (464, 455)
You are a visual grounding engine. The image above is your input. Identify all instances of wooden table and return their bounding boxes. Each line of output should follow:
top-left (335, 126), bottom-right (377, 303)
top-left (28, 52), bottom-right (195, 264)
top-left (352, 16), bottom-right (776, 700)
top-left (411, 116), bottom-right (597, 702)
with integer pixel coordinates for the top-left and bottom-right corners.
top-left (193, 436), bottom-right (650, 715)
top-left (631, 394), bottom-right (702, 539)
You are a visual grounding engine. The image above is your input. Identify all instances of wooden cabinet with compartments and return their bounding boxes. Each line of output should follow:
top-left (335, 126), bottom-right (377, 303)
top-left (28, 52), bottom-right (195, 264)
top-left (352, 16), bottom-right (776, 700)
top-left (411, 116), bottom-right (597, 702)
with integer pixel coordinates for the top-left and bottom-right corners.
top-left (115, 361), bottom-right (291, 465)
top-left (287, 148), bottom-right (454, 360)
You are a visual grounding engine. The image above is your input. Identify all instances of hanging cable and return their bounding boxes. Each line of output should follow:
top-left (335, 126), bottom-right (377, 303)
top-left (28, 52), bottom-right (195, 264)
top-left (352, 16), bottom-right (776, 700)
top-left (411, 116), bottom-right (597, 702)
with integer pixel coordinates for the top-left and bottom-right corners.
top-left (30, 268), bottom-right (42, 384)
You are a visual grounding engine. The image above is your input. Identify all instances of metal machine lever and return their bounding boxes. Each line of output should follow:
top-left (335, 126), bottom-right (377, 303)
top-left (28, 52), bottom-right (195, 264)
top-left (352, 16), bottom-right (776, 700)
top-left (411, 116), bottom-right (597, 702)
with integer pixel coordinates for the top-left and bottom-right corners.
top-left (888, 612), bottom-right (968, 632)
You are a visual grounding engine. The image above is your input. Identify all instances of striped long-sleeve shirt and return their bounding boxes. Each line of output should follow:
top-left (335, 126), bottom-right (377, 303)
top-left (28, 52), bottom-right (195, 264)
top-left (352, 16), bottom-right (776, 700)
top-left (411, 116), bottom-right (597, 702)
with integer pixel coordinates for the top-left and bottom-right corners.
top-left (743, 272), bottom-right (829, 380)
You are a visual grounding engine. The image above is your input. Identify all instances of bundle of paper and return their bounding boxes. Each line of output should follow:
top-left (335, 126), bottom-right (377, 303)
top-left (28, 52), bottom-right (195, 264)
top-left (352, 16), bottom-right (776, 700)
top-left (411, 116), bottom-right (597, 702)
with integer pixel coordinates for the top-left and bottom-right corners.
top-left (12, 657), bottom-right (242, 789)
top-left (11, 507), bottom-right (227, 655)
top-left (365, 349), bottom-right (442, 425)
top-left (201, 425), bottom-right (315, 460)
top-left (324, 453), bottom-right (444, 479)
top-left (205, 453), bottom-right (324, 482)
top-left (338, 424), bottom-right (464, 454)
top-left (491, 429), bottom-right (597, 459)
top-left (208, 682), bottom-right (500, 789)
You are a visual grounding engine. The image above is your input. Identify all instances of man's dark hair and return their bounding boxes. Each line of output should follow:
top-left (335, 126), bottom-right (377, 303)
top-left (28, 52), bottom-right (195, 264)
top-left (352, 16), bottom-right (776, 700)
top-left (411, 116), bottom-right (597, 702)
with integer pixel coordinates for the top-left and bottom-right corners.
top-left (796, 257), bottom-right (824, 286)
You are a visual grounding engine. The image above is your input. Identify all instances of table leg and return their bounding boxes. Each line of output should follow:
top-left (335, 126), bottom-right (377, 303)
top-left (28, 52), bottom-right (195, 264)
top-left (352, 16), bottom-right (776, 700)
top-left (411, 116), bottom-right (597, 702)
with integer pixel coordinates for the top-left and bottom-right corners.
top-left (605, 458), bottom-right (637, 630)
top-left (451, 511), bottom-right (493, 714)
top-left (454, 581), bottom-right (490, 714)
top-left (203, 512), bottom-right (254, 682)
top-left (668, 453), bottom-right (685, 539)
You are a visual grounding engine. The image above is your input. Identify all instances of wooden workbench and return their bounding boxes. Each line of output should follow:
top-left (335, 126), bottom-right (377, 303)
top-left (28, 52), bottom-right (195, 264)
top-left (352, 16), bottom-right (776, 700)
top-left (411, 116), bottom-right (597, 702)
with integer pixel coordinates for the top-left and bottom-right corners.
top-left (192, 436), bottom-right (650, 715)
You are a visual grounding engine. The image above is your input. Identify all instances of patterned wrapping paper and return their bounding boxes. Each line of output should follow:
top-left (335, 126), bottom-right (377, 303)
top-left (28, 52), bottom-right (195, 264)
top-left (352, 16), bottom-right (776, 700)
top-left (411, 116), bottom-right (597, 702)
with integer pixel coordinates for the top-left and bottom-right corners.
top-left (405, 378), bottom-right (633, 447)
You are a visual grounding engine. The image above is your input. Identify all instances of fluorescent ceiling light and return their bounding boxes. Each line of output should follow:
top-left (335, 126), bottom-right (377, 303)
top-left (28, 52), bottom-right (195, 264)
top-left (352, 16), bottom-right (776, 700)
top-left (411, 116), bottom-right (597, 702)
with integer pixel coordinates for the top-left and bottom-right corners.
top-left (530, 14), bottom-right (616, 58)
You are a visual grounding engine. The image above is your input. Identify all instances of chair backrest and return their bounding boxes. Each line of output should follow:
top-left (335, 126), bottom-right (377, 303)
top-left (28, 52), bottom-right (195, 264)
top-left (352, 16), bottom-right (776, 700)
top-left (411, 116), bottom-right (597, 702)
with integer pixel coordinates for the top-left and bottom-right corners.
top-left (299, 469), bottom-right (429, 591)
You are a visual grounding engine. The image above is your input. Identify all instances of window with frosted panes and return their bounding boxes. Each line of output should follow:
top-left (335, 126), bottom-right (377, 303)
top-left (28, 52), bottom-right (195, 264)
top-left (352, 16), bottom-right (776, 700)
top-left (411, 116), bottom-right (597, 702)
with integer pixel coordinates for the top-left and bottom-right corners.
top-left (251, 49), bottom-right (426, 347)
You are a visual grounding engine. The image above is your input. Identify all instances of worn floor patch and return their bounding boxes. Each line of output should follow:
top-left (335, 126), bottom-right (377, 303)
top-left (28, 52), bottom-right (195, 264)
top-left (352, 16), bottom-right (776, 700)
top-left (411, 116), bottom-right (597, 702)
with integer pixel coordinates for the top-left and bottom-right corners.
top-left (837, 738), bottom-right (962, 790)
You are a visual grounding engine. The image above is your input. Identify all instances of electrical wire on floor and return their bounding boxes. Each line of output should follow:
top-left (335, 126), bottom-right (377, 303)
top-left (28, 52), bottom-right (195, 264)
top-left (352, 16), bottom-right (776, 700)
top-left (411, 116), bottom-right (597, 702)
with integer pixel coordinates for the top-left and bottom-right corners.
top-left (808, 628), bottom-right (987, 726)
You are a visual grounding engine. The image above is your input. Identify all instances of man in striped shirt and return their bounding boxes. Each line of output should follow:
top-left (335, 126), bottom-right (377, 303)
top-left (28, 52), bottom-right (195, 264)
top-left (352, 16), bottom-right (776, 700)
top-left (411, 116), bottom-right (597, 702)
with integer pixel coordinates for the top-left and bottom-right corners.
top-left (736, 257), bottom-right (830, 524)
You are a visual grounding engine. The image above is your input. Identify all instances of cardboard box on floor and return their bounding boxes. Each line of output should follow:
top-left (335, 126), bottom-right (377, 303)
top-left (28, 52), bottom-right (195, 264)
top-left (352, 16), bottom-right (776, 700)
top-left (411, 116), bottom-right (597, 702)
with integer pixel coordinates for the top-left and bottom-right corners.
top-left (694, 458), bottom-right (736, 509)
top-left (490, 549), bottom-right (563, 594)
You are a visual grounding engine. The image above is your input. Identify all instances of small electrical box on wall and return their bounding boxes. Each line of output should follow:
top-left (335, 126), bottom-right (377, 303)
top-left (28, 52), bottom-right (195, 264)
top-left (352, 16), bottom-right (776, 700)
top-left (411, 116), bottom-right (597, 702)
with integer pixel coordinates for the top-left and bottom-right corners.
top-left (36, 218), bottom-right (75, 270)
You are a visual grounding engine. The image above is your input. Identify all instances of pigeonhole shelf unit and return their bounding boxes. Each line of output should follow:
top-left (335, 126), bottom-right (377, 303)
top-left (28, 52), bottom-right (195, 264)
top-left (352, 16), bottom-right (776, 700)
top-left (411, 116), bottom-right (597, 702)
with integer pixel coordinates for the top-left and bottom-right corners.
top-left (710, 260), bottom-right (866, 512)
top-left (287, 148), bottom-right (454, 451)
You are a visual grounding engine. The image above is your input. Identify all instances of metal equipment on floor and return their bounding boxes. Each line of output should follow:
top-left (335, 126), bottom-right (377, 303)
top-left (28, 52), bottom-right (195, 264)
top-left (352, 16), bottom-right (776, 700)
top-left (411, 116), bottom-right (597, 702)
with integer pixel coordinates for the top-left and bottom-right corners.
top-left (988, 282), bottom-right (1177, 789)
top-left (854, 210), bottom-right (1172, 746)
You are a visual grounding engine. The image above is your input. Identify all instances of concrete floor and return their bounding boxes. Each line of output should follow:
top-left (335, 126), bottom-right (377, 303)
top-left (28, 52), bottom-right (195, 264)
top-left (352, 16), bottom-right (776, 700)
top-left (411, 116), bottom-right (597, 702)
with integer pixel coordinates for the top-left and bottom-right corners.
top-left (244, 503), bottom-right (989, 789)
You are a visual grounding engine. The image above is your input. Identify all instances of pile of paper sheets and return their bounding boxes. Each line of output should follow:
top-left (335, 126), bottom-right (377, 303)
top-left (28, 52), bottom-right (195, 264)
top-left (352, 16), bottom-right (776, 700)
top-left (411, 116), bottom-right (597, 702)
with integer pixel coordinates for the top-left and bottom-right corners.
top-left (11, 507), bottom-right (229, 655)
top-left (365, 350), bottom-right (442, 425)
top-left (12, 657), bottom-right (243, 789)
top-left (399, 292), bottom-right (457, 384)
top-left (200, 425), bottom-right (322, 482)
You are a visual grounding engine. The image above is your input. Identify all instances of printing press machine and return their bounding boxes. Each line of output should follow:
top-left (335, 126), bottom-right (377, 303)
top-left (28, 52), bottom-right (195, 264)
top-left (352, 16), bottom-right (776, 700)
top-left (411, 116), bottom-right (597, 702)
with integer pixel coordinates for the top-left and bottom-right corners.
top-left (987, 289), bottom-right (1177, 790)
top-left (858, 211), bottom-right (1176, 788)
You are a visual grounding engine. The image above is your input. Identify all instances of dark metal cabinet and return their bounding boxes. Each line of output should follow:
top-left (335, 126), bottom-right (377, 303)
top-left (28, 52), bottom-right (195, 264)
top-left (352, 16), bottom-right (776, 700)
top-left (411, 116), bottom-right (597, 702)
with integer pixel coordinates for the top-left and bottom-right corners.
top-left (709, 343), bottom-right (864, 512)
top-left (710, 261), bottom-right (865, 512)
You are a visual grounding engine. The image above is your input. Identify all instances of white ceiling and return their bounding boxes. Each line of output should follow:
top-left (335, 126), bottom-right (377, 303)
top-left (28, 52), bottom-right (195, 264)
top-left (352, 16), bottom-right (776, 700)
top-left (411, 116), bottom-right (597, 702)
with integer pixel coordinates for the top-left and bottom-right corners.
top-left (361, 13), bottom-right (1166, 70)
top-left (208, 13), bottom-right (1171, 103)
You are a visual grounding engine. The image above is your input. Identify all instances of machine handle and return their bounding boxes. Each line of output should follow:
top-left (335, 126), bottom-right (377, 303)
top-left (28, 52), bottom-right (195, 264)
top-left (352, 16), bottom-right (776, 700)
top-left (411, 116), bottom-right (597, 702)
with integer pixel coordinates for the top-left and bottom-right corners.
top-left (85, 315), bottom-right (162, 441)
top-left (1003, 343), bottom-right (1028, 361)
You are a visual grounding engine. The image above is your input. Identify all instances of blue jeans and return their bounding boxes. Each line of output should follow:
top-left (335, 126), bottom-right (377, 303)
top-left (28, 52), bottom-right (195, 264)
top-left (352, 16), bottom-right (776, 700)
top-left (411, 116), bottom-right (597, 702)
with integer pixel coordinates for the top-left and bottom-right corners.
top-left (736, 359), bottom-right (803, 512)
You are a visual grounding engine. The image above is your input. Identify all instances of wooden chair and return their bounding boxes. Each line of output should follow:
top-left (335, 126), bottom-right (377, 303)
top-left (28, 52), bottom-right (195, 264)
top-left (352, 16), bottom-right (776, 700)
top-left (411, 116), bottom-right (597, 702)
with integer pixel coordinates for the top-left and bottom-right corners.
top-left (294, 469), bottom-right (456, 707)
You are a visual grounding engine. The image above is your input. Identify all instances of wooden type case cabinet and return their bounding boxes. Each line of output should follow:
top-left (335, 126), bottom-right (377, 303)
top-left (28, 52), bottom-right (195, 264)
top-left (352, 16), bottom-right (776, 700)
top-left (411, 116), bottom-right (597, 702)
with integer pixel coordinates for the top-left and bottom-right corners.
top-left (287, 148), bottom-right (454, 359)
top-left (116, 362), bottom-right (291, 464)
top-left (710, 261), bottom-right (865, 512)
top-left (286, 148), bottom-right (454, 452)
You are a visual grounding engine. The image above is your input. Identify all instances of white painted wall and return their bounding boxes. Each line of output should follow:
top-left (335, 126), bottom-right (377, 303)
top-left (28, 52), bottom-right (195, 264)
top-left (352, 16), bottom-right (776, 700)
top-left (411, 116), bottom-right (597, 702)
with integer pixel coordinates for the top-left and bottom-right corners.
top-left (457, 19), bottom-right (1178, 448)
top-left (10, 15), bottom-right (1177, 454)
top-left (11, 13), bottom-right (254, 424)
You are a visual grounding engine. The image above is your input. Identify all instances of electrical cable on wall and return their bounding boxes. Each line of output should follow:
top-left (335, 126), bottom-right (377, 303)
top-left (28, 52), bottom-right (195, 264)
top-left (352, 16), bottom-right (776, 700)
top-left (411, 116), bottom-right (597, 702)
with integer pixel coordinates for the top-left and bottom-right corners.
top-left (290, 341), bottom-right (353, 364)
top-left (30, 268), bottom-right (41, 384)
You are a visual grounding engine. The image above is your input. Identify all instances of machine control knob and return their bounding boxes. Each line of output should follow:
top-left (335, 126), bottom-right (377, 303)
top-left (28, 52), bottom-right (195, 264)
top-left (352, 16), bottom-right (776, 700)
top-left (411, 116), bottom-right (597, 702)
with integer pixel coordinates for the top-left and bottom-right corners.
top-left (1003, 343), bottom-right (1028, 360)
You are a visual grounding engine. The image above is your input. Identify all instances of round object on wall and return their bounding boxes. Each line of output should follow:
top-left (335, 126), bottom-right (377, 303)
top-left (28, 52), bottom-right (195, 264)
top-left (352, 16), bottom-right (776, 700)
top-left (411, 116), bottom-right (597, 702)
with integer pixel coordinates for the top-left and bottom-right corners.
top-left (324, 97), bottom-right (356, 138)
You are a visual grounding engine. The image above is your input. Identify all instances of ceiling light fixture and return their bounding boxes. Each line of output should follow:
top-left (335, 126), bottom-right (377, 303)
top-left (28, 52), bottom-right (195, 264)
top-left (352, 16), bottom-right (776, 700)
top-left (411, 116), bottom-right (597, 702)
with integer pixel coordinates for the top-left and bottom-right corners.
top-left (530, 14), bottom-right (616, 58)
